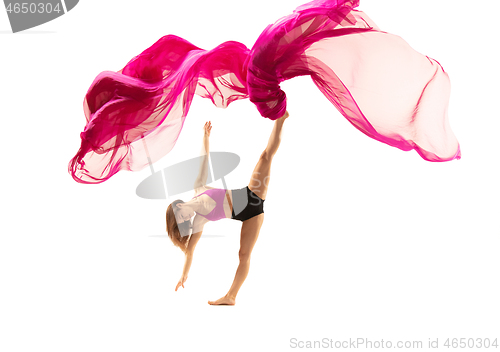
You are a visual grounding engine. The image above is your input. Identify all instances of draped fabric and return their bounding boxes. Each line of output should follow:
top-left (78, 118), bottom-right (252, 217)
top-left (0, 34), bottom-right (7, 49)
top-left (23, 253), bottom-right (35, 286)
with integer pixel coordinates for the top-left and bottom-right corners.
top-left (69, 0), bottom-right (460, 184)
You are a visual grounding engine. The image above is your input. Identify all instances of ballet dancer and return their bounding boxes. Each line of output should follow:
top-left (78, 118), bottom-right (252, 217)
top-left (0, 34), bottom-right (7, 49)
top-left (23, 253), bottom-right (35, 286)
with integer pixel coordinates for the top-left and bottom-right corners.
top-left (166, 111), bottom-right (289, 305)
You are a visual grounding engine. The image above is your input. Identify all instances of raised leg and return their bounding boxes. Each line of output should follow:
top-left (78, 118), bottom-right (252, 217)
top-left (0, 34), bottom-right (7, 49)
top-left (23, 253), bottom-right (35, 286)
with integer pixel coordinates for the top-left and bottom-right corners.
top-left (247, 111), bottom-right (288, 200)
top-left (208, 213), bottom-right (264, 305)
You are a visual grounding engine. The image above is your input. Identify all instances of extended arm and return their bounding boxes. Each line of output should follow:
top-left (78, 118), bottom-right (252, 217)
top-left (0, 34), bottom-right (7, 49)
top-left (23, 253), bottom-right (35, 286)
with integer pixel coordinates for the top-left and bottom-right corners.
top-left (193, 122), bottom-right (212, 190)
top-left (175, 221), bottom-right (205, 291)
top-left (176, 253), bottom-right (194, 290)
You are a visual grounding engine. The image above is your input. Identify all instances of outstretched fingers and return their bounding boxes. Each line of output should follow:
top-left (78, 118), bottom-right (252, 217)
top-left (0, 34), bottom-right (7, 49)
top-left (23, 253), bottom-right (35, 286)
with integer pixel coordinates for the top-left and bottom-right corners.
top-left (204, 121), bottom-right (212, 136)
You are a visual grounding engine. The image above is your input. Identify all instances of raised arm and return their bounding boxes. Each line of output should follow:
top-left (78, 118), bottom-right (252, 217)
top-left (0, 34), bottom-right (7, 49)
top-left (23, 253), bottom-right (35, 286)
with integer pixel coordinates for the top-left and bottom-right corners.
top-left (193, 121), bottom-right (212, 190)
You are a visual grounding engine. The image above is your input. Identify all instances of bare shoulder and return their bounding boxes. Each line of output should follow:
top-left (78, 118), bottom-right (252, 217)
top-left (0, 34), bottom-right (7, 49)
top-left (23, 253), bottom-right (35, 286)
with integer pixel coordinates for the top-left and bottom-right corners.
top-left (193, 184), bottom-right (216, 196)
top-left (192, 213), bottom-right (209, 233)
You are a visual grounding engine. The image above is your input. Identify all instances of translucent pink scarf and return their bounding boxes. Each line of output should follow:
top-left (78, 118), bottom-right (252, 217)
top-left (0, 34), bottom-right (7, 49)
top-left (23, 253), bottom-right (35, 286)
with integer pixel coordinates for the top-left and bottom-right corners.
top-left (69, 0), bottom-right (460, 184)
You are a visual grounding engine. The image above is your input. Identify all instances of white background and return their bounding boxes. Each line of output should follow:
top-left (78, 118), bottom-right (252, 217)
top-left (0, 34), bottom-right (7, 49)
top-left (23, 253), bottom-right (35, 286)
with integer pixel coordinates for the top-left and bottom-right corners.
top-left (1, 0), bottom-right (499, 351)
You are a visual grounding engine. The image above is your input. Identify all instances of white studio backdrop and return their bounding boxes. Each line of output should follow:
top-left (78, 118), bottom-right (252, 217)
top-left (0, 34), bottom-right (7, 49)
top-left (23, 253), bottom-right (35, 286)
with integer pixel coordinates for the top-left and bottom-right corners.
top-left (0, 1), bottom-right (498, 351)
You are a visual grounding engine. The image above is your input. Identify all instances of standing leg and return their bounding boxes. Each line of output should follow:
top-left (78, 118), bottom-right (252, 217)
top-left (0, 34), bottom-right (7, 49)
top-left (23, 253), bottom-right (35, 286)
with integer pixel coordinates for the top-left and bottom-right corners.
top-left (208, 213), bottom-right (264, 305)
top-left (248, 111), bottom-right (288, 200)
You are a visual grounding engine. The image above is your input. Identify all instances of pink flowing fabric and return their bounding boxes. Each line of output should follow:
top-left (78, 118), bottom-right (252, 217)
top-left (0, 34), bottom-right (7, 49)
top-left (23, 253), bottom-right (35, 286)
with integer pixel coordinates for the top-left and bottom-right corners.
top-left (69, 0), bottom-right (460, 184)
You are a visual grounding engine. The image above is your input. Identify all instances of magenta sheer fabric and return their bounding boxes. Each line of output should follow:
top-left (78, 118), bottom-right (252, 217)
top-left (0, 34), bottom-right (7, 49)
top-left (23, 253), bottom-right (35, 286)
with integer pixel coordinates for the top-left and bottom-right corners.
top-left (69, 0), bottom-right (460, 184)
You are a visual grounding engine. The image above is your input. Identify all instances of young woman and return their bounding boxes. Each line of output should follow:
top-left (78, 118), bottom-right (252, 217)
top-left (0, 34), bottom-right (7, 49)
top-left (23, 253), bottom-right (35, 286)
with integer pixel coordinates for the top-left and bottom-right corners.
top-left (166, 111), bottom-right (289, 305)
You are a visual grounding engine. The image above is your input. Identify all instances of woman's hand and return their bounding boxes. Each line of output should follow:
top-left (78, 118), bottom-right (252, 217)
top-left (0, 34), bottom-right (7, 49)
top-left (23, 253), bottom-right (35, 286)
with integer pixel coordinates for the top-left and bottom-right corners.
top-left (175, 275), bottom-right (188, 291)
top-left (203, 121), bottom-right (212, 137)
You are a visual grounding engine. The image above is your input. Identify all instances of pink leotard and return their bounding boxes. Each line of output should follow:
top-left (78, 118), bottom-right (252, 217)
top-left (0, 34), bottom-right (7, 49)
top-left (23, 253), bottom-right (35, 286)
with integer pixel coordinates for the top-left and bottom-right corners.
top-left (193, 188), bottom-right (228, 221)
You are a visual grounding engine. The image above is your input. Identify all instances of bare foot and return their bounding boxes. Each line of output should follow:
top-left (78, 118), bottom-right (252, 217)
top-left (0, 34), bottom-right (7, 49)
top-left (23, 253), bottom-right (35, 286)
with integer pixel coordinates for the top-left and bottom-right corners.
top-left (208, 295), bottom-right (236, 306)
top-left (279, 110), bottom-right (289, 121)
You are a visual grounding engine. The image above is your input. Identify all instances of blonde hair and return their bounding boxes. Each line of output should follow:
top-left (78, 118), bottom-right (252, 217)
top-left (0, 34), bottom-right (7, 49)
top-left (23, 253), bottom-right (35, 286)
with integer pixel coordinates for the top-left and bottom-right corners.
top-left (166, 200), bottom-right (191, 253)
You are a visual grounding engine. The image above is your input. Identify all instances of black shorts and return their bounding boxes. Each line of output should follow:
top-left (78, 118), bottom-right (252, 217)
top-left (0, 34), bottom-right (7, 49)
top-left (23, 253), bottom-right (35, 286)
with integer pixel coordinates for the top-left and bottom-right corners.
top-left (230, 186), bottom-right (265, 222)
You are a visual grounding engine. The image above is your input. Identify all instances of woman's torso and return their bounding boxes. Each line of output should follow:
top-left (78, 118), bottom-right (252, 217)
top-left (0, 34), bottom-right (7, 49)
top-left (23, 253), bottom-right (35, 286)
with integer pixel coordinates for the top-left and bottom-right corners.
top-left (193, 188), bottom-right (233, 221)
